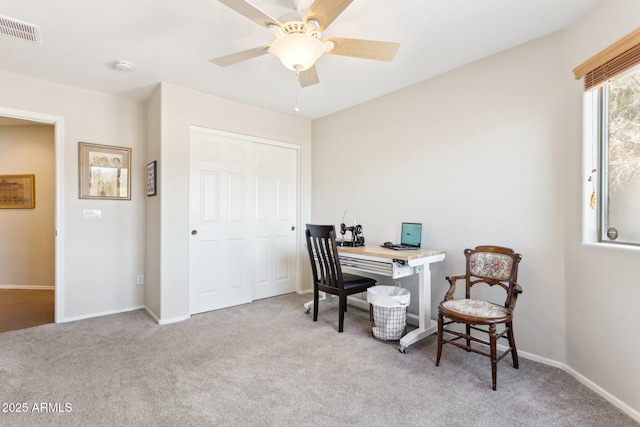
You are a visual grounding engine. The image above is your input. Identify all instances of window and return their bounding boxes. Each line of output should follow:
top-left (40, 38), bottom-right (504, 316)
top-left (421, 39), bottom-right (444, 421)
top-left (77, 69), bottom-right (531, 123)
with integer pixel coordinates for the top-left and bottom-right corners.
top-left (574, 27), bottom-right (640, 246)
top-left (596, 66), bottom-right (640, 245)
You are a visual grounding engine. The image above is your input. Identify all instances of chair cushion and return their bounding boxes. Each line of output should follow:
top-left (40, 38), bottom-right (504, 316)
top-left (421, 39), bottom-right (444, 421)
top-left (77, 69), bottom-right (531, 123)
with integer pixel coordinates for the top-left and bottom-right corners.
top-left (469, 252), bottom-right (513, 280)
top-left (441, 299), bottom-right (509, 319)
top-left (342, 273), bottom-right (376, 291)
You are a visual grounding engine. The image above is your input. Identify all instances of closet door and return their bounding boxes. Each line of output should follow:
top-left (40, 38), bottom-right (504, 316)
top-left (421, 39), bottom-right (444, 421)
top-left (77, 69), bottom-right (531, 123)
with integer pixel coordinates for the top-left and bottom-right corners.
top-left (189, 129), bottom-right (297, 315)
top-left (252, 142), bottom-right (297, 300)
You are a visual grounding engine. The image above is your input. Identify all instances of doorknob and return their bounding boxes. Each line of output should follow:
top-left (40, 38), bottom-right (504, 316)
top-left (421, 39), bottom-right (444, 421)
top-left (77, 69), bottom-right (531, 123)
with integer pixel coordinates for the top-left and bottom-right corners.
top-left (191, 230), bottom-right (198, 235)
top-left (291, 226), bottom-right (295, 231)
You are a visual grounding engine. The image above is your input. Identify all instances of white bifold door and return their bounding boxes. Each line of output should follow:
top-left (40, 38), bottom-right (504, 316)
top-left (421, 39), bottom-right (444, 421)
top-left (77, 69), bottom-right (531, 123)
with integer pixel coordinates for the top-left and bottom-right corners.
top-left (189, 128), bottom-right (298, 315)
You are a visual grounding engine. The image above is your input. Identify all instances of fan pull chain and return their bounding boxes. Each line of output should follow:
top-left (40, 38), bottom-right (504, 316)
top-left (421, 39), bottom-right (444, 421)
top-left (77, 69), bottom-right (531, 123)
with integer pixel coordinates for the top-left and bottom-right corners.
top-left (294, 85), bottom-right (301, 112)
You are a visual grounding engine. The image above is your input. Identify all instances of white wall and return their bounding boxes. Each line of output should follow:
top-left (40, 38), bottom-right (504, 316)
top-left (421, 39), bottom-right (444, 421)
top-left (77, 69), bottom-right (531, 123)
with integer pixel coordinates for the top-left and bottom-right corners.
top-left (563, 0), bottom-right (640, 416)
top-left (0, 71), bottom-right (146, 320)
top-left (0, 125), bottom-right (55, 289)
top-left (312, 31), bottom-right (567, 361)
top-left (311, 0), bottom-right (640, 418)
top-left (147, 83), bottom-right (312, 322)
top-left (144, 88), bottom-right (162, 318)
top-left (0, 72), bottom-right (312, 324)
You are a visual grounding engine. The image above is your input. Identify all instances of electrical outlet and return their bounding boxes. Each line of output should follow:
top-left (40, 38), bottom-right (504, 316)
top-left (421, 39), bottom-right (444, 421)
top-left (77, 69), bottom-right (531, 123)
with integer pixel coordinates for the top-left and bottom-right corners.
top-left (136, 275), bottom-right (144, 285)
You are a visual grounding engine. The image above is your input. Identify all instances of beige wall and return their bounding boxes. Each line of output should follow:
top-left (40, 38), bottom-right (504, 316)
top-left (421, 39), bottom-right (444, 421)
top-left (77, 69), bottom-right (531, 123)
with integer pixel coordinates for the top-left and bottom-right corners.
top-left (563, 0), bottom-right (640, 416)
top-left (147, 82), bottom-right (312, 322)
top-left (144, 88), bottom-right (162, 317)
top-left (0, 125), bottom-right (55, 289)
top-left (313, 31), bottom-right (567, 359)
top-left (0, 71), bottom-right (147, 321)
top-left (311, 0), bottom-right (640, 418)
top-left (0, 73), bottom-right (312, 324)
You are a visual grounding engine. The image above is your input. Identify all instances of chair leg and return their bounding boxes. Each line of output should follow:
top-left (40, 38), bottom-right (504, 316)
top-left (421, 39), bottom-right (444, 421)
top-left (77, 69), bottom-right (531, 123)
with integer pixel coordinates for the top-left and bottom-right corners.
top-left (436, 312), bottom-right (444, 366)
top-left (465, 324), bottom-right (472, 351)
top-left (489, 324), bottom-right (497, 390)
top-left (338, 294), bottom-right (347, 332)
top-left (507, 321), bottom-right (519, 369)
top-left (313, 288), bottom-right (319, 322)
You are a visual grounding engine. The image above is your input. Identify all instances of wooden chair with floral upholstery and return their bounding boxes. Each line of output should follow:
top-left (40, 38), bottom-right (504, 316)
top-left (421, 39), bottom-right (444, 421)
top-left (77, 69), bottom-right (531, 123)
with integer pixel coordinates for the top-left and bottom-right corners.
top-left (435, 245), bottom-right (523, 390)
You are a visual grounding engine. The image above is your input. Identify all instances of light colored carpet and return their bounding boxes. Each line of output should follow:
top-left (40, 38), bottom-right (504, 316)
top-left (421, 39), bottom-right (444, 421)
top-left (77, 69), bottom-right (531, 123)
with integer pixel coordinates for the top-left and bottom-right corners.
top-left (0, 293), bottom-right (636, 426)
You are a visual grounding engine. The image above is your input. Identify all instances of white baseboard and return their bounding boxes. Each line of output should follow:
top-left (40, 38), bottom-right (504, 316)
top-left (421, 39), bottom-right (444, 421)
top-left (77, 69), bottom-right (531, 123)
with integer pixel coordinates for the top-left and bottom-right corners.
top-left (561, 362), bottom-right (640, 423)
top-left (144, 306), bottom-right (191, 325)
top-left (61, 305), bottom-right (145, 323)
top-left (0, 284), bottom-right (55, 290)
top-left (498, 345), bottom-right (640, 423)
top-left (144, 307), bottom-right (161, 323)
top-left (407, 312), bottom-right (419, 326)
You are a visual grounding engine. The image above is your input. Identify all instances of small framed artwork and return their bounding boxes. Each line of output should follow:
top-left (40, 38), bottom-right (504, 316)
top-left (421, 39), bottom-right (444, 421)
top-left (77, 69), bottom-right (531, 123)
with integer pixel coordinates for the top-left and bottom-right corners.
top-left (146, 160), bottom-right (157, 197)
top-left (0, 174), bottom-right (35, 209)
top-left (79, 142), bottom-right (131, 200)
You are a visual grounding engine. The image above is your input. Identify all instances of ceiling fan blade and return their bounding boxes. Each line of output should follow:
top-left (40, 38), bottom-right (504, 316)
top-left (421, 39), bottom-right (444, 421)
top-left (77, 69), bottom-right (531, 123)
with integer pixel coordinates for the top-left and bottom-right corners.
top-left (298, 65), bottom-right (320, 87)
top-left (303, 0), bottom-right (353, 31)
top-left (324, 37), bottom-right (400, 61)
top-left (209, 46), bottom-right (270, 66)
top-left (218, 0), bottom-right (282, 29)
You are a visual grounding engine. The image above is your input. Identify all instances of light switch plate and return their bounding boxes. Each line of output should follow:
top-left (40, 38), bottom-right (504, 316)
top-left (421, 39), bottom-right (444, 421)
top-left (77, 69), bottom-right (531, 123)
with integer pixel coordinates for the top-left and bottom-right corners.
top-left (83, 209), bottom-right (102, 220)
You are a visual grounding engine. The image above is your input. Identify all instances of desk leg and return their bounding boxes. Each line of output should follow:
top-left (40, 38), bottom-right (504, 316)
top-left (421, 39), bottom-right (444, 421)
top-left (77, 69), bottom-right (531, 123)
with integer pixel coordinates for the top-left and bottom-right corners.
top-left (399, 265), bottom-right (437, 352)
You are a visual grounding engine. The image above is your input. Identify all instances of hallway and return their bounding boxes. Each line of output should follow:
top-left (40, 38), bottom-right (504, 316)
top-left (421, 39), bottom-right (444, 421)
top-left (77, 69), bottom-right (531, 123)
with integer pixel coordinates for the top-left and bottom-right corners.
top-left (0, 289), bottom-right (54, 333)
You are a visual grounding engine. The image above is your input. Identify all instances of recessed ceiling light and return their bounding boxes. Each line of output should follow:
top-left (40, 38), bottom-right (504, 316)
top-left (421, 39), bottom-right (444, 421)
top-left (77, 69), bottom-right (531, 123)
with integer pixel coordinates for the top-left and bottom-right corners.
top-left (114, 60), bottom-right (134, 71)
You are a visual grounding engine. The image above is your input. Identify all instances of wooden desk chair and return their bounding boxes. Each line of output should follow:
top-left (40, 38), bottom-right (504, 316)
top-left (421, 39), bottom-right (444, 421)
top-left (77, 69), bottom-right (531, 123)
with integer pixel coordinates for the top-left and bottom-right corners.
top-left (305, 224), bottom-right (376, 332)
top-left (436, 245), bottom-right (523, 390)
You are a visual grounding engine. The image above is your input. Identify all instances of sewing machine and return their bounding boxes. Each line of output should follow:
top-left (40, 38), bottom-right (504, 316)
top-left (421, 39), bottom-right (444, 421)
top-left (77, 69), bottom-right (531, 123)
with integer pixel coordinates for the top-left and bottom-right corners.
top-left (338, 222), bottom-right (365, 247)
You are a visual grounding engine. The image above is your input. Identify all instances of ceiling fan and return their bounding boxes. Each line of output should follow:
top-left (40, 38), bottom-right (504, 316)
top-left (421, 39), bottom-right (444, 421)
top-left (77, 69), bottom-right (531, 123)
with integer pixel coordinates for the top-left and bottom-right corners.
top-left (210, 0), bottom-right (400, 87)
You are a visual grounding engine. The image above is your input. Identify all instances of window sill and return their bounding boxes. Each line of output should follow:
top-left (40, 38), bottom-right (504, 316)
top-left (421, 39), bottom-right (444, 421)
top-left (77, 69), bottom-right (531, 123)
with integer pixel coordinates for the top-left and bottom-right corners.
top-left (582, 241), bottom-right (640, 252)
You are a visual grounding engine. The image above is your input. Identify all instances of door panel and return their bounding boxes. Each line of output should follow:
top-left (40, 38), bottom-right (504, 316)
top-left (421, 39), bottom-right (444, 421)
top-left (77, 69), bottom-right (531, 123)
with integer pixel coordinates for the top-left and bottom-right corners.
top-left (201, 241), bottom-right (219, 293)
top-left (252, 143), bottom-right (297, 300)
top-left (190, 132), bottom-right (253, 314)
top-left (190, 129), bottom-right (297, 314)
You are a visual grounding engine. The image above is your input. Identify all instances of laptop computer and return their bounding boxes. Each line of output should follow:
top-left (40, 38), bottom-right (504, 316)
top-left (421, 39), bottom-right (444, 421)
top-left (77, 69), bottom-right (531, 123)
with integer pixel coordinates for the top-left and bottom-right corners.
top-left (381, 222), bottom-right (422, 250)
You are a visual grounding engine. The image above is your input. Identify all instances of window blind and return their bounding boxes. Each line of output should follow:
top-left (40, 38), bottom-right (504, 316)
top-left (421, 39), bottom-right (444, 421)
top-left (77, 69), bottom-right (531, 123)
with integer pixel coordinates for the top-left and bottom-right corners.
top-left (573, 27), bottom-right (640, 91)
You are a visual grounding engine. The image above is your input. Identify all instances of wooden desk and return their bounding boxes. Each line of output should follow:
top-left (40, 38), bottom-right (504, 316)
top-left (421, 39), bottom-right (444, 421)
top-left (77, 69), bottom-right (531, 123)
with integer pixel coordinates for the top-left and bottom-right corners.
top-left (304, 245), bottom-right (445, 352)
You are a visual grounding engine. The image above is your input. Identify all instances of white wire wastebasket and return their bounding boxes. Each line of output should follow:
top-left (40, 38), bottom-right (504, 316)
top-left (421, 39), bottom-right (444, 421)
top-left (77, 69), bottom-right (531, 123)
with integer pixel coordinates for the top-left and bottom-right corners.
top-left (367, 285), bottom-right (410, 341)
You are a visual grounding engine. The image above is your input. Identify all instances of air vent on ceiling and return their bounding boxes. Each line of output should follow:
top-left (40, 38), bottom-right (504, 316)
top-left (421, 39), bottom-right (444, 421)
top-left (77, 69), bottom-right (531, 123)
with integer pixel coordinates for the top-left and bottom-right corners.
top-left (0, 15), bottom-right (41, 44)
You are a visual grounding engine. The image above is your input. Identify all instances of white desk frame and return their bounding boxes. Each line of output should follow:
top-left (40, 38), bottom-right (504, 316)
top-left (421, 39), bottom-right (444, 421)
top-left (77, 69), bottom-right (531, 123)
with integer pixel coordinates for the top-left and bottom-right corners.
top-left (303, 245), bottom-right (445, 352)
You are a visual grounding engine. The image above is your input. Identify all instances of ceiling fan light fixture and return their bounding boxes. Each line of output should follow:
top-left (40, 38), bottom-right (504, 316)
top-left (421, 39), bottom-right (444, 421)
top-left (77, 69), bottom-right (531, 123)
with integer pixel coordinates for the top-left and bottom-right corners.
top-left (269, 33), bottom-right (324, 72)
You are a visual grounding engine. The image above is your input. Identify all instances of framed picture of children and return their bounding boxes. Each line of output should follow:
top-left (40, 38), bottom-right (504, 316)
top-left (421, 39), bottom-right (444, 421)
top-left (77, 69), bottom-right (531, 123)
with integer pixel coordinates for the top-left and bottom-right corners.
top-left (79, 142), bottom-right (131, 200)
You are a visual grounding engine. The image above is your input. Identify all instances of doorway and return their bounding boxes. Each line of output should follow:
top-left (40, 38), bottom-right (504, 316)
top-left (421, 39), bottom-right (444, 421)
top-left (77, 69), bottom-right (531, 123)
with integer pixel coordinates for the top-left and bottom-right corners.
top-left (0, 289), bottom-right (54, 332)
top-left (0, 108), bottom-right (64, 329)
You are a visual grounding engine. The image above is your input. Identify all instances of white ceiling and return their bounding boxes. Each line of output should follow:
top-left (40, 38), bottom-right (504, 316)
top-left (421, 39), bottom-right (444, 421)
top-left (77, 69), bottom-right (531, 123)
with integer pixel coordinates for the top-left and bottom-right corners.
top-left (0, 0), bottom-right (598, 120)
